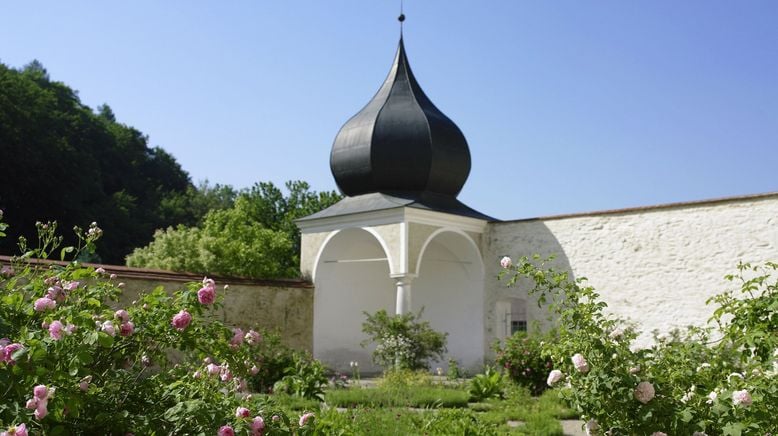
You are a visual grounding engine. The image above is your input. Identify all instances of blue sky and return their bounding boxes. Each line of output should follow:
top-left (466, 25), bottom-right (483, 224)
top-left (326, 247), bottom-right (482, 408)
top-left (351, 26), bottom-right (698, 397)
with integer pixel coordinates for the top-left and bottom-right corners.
top-left (2, 1), bottom-right (776, 220)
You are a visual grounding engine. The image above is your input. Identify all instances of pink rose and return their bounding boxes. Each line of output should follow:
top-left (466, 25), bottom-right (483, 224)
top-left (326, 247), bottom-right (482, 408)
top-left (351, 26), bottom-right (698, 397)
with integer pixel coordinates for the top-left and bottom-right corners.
top-left (95, 267), bottom-right (106, 275)
top-left (245, 330), bottom-right (262, 345)
top-left (571, 353), bottom-right (590, 374)
top-left (197, 285), bottom-right (216, 304)
top-left (251, 416), bottom-right (265, 435)
top-left (101, 321), bottom-right (116, 337)
top-left (65, 324), bottom-right (77, 335)
top-left (235, 378), bottom-right (248, 392)
top-left (171, 310), bottom-right (192, 331)
top-left (119, 322), bottom-right (134, 337)
top-left (1, 343), bottom-right (22, 363)
top-left (217, 425), bottom-right (235, 436)
top-left (33, 400), bottom-right (48, 420)
top-left (33, 297), bottom-right (56, 312)
top-left (634, 381), bottom-right (656, 404)
top-left (732, 389), bottom-right (752, 407)
top-left (500, 256), bottom-right (512, 269)
top-left (63, 281), bottom-right (80, 291)
top-left (2, 423), bottom-right (28, 436)
top-left (79, 375), bottom-right (92, 391)
top-left (203, 277), bottom-right (216, 288)
top-left (546, 370), bottom-right (564, 386)
top-left (235, 407), bottom-right (250, 418)
top-left (25, 399), bottom-right (37, 409)
top-left (46, 286), bottom-right (63, 300)
top-left (48, 321), bottom-right (64, 341)
top-left (115, 309), bottom-right (130, 323)
top-left (220, 369), bottom-right (233, 382)
top-left (271, 415), bottom-right (280, 423)
top-left (0, 265), bottom-right (14, 278)
top-left (33, 385), bottom-right (49, 400)
top-left (299, 412), bottom-right (315, 427)
top-left (230, 328), bottom-right (244, 347)
top-left (206, 363), bottom-right (221, 376)
top-left (251, 365), bottom-right (260, 375)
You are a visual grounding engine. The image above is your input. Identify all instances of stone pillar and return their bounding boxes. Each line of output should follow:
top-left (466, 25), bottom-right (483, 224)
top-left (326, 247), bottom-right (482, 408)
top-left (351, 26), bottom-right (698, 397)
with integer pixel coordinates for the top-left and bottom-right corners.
top-left (394, 276), bottom-right (413, 315)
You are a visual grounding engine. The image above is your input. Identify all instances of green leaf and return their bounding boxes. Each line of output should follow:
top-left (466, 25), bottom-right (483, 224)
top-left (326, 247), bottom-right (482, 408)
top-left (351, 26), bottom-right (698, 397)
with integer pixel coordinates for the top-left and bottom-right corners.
top-left (722, 422), bottom-right (744, 436)
top-left (60, 246), bottom-right (74, 261)
top-left (11, 346), bottom-right (28, 362)
top-left (76, 350), bottom-right (94, 365)
top-left (84, 331), bottom-right (99, 346)
top-left (97, 332), bottom-right (114, 348)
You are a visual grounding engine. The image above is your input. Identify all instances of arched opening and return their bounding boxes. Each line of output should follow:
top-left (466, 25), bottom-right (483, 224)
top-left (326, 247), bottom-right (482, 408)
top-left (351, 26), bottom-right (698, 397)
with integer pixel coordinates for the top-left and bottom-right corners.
top-left (313, 228), bottom-right (395, 373)
top-left (414, 230), bottom-right (485, 372)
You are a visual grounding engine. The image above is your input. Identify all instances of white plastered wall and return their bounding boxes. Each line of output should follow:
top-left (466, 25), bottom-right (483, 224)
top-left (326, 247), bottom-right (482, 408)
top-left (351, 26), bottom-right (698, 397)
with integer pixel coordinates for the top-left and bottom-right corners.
top-left (413, 230), bottom-right (485, 373)
top-left (484, 194), bottom-right (778, 347)
top-left (311, 228), bottom-right (395, 373)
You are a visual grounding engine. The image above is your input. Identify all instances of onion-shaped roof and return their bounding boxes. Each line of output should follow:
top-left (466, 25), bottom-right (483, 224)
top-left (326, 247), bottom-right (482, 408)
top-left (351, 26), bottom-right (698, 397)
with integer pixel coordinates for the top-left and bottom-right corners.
top-left (330, 37), bottom-right (471, 198)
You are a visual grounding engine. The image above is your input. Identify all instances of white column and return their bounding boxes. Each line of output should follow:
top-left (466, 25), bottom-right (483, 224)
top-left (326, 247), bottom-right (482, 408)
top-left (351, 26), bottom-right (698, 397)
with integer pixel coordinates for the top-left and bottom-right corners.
top-left (394, 276), bottom-right (413, 315)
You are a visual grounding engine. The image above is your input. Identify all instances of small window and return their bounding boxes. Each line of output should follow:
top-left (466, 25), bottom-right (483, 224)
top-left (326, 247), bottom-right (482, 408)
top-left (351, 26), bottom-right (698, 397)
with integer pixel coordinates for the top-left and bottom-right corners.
top-left (511, 320), bottom-right (527, 334)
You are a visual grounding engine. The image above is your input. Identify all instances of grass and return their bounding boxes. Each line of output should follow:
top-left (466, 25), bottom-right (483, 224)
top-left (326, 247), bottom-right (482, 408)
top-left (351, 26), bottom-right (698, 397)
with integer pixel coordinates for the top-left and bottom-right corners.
top-left (325, 385), bottom-right (470, 408)
top-left (261, 373), bottom-right (579, 434)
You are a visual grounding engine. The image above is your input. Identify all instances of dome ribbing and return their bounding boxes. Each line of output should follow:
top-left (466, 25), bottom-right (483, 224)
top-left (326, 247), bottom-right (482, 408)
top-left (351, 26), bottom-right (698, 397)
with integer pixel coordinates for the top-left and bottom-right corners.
top-left (330, 37), bottom-right (471, 198)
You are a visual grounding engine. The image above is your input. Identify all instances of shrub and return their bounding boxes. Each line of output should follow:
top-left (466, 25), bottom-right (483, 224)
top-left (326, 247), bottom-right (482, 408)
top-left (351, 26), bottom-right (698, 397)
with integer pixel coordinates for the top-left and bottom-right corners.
top-left (245, 329), bottom-right (298, 393)
top-left (493, 331), bottom-right (554, 395)
top-left (361, 309), bottom-right (447, 371)
top-left (500, 255), bottom-right (778, 435)
top-left (272, 353), bottom-right (328, 400)
top-left (0, 216), bottom-right (310, 434)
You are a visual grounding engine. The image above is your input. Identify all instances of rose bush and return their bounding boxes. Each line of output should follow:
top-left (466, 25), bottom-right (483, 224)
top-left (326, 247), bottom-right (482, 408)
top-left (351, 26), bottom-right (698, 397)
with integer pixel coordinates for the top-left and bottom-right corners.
top-left (500, 255), bottom-right (778, 435)
top-left (0, 215), bottom-right (319, 435)
top-left (493, 330), bottom-right (554, 395)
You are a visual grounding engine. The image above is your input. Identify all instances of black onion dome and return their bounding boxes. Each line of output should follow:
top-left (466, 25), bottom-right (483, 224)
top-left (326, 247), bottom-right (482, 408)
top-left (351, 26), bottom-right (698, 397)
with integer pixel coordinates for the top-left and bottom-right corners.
top-left (330, 37), bottom-right (471, 198)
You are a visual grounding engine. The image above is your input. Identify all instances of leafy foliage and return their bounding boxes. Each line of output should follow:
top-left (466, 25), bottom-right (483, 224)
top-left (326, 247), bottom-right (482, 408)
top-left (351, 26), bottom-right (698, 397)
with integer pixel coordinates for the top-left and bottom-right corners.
top-left (500, 255), bottom-right (778, 435)
top-left (0, 217), bottom-right (312, 434)
top-left (468, 366), bottom-right (505, 402)
top-left (494, 330), bottom-right (554, 395)
top-left (273, 354), bottom-right (328, 400)
top-left (0, 60), bottom-right (194, 264)
top-left (127, 181), bottom-right (340, 278)
top-left (361, 309), bottom-right (448, 371)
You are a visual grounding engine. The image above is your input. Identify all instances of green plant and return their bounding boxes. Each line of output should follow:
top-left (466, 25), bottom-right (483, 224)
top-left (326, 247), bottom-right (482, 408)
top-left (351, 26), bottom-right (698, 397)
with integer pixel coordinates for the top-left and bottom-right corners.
top-left (493, 330), bottom-right (554, 395)
top-left (361, 309), bottom-right (447, 371)
top-left (0, 216), bottom-right (308, 434)
top-left (273, 353), bottom-right (328, 400)
top-left (469, 366), bottom-right (505, 401)
top-left (378, 368), bottom-right (434, 389)
top-left (499, 255), bottom-right (778, 435)
top-left (325, 385), bottom-right (470, 409)
top-left (447, 357), bottom-right (461, 380)
top-left (127, 180), bottom-right (341, 278)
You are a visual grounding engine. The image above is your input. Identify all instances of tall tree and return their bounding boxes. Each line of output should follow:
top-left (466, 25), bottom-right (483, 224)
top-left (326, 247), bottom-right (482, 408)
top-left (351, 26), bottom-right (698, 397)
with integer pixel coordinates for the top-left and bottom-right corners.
top-left (0, 60), bottom-right (192, 263)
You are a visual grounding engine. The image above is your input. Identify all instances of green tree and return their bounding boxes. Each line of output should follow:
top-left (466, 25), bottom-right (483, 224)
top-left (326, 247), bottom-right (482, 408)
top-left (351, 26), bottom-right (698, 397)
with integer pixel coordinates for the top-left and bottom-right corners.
top-left (127, 181), bottom-right (341, 278)
top-left (0, 60), bottom-right (192, 263)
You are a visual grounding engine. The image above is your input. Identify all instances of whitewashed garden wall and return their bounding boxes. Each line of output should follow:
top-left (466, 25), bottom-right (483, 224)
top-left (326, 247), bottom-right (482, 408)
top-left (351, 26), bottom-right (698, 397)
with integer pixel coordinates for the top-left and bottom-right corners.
top-left (484, 193), bottom-right (778, 347)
